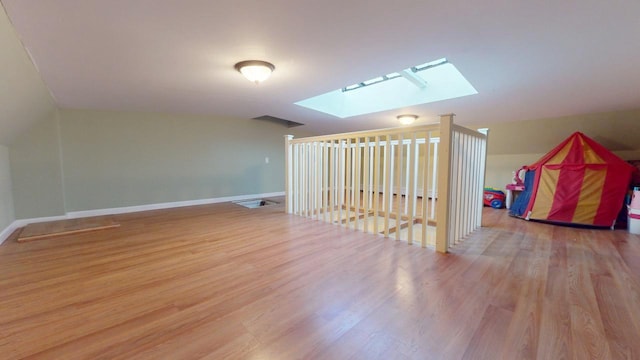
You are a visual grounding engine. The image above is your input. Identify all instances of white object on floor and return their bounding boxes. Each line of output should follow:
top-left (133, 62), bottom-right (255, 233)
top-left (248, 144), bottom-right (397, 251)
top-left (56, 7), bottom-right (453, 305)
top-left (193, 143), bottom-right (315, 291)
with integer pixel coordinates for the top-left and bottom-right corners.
top-left (629, 207), bottom-right (640, 235)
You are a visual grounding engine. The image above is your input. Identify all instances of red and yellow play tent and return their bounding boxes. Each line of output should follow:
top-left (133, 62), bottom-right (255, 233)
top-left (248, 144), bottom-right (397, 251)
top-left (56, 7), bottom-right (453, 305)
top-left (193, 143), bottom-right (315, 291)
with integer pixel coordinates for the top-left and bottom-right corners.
top-left (510, 132), bottom-right (634, 227)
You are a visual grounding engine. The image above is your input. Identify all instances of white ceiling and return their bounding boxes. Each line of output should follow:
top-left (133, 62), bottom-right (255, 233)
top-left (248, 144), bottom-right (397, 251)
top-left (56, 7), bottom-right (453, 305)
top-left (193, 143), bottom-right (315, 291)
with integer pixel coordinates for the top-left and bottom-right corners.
top-left (3, 0), bottom-right (640, 134)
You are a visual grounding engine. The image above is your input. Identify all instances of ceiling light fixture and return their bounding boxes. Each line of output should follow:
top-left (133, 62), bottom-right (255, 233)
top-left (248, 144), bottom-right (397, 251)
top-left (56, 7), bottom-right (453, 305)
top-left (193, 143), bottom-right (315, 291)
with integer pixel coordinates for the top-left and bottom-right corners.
top-left (234, 60), bottom-right (275, 84)
top-left (397, 114), bottom-right (418, 125)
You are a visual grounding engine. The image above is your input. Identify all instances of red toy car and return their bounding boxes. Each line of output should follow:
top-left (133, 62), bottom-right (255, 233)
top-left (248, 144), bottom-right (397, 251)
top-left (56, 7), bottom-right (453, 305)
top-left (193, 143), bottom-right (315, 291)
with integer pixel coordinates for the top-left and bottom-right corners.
top-left (483, 188), bottom-right (506, 209)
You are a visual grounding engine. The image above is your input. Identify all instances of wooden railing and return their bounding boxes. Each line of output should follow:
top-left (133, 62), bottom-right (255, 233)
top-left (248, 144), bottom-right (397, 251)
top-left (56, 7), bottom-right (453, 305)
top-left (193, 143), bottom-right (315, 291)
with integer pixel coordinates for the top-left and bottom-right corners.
top-left (285, 114), bottom-right (488, 253)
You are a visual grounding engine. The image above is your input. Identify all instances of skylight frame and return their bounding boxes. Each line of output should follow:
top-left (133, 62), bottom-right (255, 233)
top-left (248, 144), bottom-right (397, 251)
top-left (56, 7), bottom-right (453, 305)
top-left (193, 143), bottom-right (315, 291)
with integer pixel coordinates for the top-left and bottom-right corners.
top-left (296, 57), bottom-right (477, 118)
top-left (411, 58), bottom-right (449, 73)
top-left (341, 59), bottom-right (449, 93)
top-left (342, 72), bottom-right (402, 92)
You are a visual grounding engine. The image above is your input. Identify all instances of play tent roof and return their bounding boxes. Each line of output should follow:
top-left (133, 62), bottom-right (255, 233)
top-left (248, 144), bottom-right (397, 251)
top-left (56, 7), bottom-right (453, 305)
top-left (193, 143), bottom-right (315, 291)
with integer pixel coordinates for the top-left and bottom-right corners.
top-left (514, 132), bottom-right (634, 227)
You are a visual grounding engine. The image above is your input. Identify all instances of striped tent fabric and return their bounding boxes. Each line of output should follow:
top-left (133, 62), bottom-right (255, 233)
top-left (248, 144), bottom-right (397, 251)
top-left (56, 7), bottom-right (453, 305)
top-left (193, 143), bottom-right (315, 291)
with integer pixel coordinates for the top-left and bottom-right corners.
top-left (518, 132), bottom-right (634, 227)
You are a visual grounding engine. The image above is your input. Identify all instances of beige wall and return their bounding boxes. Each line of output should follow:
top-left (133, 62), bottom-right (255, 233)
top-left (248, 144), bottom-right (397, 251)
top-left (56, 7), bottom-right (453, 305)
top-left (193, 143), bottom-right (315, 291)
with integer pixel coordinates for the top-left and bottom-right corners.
top-left (0, 4), bottom-right (55, 145)
top-left (0, 3), bottom-right (57, 230)
top-left (59, 109), bottom-right (310, 211)
top-left (481, 110), bottom-right (640, 189)
top-left (9, 111), bottom-right (66, 218)
top-left (9, 108), bottom-right (315, 216)
top-left (0, 145), bottom-right (15, 231)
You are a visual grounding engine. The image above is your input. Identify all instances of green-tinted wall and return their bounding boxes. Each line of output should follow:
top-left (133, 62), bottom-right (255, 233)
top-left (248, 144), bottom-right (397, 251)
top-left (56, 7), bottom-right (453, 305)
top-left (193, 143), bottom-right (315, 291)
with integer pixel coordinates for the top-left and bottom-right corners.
top-left (0, 145), bottom-right (14, 231)
top-left (0, 4), bottom-right (56, 229)
top-left (9, 111), bottom-right (65, 218)
top-left (9, 108), bottom-right (314, 217)
top-left (59, 109), bottom-right (313, 211)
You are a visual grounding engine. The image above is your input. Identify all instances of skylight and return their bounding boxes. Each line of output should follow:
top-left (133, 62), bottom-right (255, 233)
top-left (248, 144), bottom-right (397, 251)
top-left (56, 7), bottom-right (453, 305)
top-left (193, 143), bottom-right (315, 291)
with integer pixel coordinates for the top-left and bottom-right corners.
top-left (295, 58), bottom-right (477, 118)
top-left (342, 73), bottom-right (402, 92)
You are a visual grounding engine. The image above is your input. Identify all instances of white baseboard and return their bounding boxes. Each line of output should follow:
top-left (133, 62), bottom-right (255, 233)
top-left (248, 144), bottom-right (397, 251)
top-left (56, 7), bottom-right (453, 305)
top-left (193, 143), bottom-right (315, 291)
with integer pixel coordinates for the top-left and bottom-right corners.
top-left (13, 215), bottom-right (69, 228)
top-left (0, 191), bottom-right (285, 245)
top-left (0, 221), bottom-right (19, 245)
top-left (66, 191), bottom-right (285, 218)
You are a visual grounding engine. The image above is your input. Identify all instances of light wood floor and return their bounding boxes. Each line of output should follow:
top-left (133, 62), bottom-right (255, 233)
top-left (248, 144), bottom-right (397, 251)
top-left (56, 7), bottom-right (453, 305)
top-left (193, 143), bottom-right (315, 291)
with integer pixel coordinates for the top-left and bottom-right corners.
top-left (1, 198), bottom-right (639, 359)
top-left (17, 216), bottom-right (120, 242)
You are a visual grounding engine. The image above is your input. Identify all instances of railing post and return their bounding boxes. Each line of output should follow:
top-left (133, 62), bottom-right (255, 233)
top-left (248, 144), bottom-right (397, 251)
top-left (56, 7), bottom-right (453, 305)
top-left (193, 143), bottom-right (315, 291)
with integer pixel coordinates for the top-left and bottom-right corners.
top-left (407, 133), bottom-right (417, 245)
top-left (395, 134), bottom-right (404, 241)
top-left (421, 133), bottom-right (431, 247)
top-left (373, 136), bottom-right (381, 234)
top-left (436, 114), bottom-right (454, 253)
top-left (478, 128), bottom-right (489, 228)
top-left (363, 137), bottom-right (370, 233)
top-left (383, 135), bottom-right (392, 238)
top-left (285, 135), bottom-right (294, 214)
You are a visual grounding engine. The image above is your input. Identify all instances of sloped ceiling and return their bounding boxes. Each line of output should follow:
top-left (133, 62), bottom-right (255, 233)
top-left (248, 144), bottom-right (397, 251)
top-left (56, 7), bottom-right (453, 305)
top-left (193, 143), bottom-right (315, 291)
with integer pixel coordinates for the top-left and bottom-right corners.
top-left (0, 4), bottom-right (55, 145)
top-left (2, 0), bottom-right (640, 135)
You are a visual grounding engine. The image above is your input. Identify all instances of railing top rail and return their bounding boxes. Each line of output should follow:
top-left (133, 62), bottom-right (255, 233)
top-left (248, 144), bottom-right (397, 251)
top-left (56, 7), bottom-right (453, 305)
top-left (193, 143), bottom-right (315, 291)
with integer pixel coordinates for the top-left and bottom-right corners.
top-left (451, 124), bottom-right (487, 139)
top-left (288, 123), bottom-right (441, 144)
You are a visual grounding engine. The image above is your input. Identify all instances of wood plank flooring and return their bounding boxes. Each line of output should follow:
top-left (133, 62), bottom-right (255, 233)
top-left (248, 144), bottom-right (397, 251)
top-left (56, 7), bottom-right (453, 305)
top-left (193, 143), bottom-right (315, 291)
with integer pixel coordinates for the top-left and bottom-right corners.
top-left (17, 216), bottom-right (120, 242)
top-left (1, 198), bottom-right (639, 359)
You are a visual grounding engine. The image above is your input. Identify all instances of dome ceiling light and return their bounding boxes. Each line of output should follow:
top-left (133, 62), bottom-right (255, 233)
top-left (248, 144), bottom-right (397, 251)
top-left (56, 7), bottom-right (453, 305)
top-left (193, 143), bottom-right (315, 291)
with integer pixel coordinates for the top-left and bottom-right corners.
top-left (397, 114), bottom-right (418, 125)
top-left (234, 60), bottom-right (275, 84)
